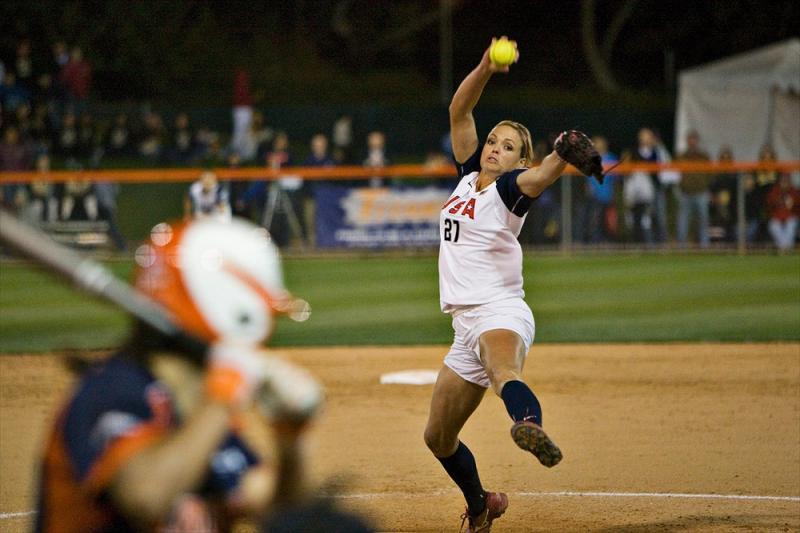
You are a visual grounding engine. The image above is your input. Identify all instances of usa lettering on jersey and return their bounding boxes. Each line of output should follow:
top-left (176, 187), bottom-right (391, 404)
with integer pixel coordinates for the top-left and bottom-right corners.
top-left (442, 195), bottom-right (476, 219)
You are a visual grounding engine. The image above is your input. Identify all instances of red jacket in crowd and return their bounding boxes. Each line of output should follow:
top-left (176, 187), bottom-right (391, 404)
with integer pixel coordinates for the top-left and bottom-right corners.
top-left (233, 69), bottom-right (253, 107)
top-left (60, 59), bottom-right (92, 99)
top-left (767, 179), bottom-right (800, 222)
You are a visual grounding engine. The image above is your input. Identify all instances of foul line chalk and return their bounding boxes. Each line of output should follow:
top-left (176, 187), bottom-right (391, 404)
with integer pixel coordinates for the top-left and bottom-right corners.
top-left (329, 490), bottom-right (800, 503)
top-left (517, 491), bottom-right (800, 502)
top-left (4, 491), bottom-right (798, 520)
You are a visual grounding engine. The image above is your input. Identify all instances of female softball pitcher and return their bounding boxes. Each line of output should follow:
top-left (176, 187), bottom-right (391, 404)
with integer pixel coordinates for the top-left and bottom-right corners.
top-left (423, 38), bottom-right (603, 531)
top-left (35, 218), bottom-right (318, 533)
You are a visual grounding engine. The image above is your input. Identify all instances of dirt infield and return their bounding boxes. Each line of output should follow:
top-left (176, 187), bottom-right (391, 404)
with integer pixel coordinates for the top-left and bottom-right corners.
top-left (2, 344), bottom-right (798, 532)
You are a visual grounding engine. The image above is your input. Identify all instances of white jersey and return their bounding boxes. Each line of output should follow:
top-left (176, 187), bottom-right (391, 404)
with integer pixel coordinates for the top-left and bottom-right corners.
top-left (438, 147), bottom-right (533, 312)
top-left (189, 181), bottom-right (231, 221)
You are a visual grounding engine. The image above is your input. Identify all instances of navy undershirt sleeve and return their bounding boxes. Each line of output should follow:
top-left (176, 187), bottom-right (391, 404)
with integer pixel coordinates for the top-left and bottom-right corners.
top-left (496, 169), bottom-right (534, 216)
top-left (454, 145), bottom-right (482, 178)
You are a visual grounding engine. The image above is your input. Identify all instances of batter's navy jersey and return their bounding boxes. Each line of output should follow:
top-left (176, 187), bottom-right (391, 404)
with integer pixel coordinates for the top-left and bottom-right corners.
top-left (36, 352), bottom-right (258, 533)
top-left (439, 146), bottom-right (534, 312)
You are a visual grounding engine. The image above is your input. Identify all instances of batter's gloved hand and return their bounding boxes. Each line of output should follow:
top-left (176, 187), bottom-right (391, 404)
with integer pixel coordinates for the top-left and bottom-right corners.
top-left (554, 130), bottom-right (605, 183)
top-left (256, 353), bottom-right (324, 429)
top-left (204, 343), bottom-right (324, 425)
top-left (204, 341), bottom-right (270, 409)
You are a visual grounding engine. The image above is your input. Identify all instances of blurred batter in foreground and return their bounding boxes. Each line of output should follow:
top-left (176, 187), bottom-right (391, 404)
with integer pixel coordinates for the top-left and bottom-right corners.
top-left (35, 218), bottom-right (312, 532)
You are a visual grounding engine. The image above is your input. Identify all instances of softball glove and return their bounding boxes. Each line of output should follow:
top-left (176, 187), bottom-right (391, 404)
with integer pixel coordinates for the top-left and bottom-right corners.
top-left (554, 130), bottom-right (605, 182)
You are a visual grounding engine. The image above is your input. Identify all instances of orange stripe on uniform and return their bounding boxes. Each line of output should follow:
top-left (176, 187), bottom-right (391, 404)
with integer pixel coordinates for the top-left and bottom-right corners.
top-left (84, 422), bottom-right (168, 493)
top-left (40, 423), bottom-right (114, 533)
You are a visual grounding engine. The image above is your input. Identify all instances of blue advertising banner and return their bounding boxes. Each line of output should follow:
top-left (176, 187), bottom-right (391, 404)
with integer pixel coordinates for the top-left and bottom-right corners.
top-left (315, 184), bottom-right (452, 248)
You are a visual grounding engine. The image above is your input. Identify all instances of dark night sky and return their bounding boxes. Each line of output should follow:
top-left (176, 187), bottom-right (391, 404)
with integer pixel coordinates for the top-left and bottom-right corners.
top-left (2, 0), bottom-right (798, 102)
top-left (223, 0), bottom-right (800, 90)
top-left (351, 0), bottom-right (797, 90)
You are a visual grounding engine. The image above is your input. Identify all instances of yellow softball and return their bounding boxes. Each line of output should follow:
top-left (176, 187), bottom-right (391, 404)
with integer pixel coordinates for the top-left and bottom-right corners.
top-left (489, 37), bottom-right (517, 67)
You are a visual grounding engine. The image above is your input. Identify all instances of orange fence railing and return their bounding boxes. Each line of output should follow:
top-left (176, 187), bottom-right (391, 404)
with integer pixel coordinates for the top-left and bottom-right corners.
top-left (1, 161), bottom-right (799, 184)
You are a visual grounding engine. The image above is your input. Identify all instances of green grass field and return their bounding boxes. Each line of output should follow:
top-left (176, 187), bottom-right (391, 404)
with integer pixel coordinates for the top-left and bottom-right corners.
top-left (1, 253), bottom-right (798, 353)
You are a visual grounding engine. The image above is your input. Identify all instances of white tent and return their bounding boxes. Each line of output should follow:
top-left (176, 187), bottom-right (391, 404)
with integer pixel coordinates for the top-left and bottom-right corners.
top-left (675, 39), bottom-right (800, 161)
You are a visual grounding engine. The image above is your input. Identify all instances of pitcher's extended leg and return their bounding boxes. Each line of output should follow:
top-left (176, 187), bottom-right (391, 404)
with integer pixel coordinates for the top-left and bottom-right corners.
top-left (480, 329), bottom-right (562, 467)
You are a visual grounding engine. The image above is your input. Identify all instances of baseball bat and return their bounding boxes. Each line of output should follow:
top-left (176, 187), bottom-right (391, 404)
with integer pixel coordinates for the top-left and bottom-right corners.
top-left (0, 208), bottom-right (323, 420)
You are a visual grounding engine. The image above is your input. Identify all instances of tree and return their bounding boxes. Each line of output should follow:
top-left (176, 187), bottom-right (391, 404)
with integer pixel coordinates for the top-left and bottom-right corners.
top-left (580, 0), bottom-right (638, 94)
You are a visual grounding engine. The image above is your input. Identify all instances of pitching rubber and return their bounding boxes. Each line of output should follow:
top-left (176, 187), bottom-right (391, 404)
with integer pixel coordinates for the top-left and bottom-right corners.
top-left (511, 421), bottom-right (563, 467)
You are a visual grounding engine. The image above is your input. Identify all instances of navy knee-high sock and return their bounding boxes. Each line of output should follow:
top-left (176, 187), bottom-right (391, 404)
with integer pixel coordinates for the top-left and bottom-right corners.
top-left (437, 441), bottom-right (486, 515)
top-left (501, 380), bottom-right (542, 425)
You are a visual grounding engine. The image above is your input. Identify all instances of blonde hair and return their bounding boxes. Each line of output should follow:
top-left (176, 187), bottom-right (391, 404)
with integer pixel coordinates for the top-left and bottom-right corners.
top-left (493, 120), bottom-right (534, 167)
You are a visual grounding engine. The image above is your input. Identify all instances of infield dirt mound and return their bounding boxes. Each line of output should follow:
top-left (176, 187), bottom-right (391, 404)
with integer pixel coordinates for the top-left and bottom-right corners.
top-left (2, 343), bottom-right (798, 531)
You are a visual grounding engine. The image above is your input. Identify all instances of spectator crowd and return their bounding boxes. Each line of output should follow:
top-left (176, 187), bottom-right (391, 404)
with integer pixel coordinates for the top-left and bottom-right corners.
top-left (1, 39), bottom-right (797, 252)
